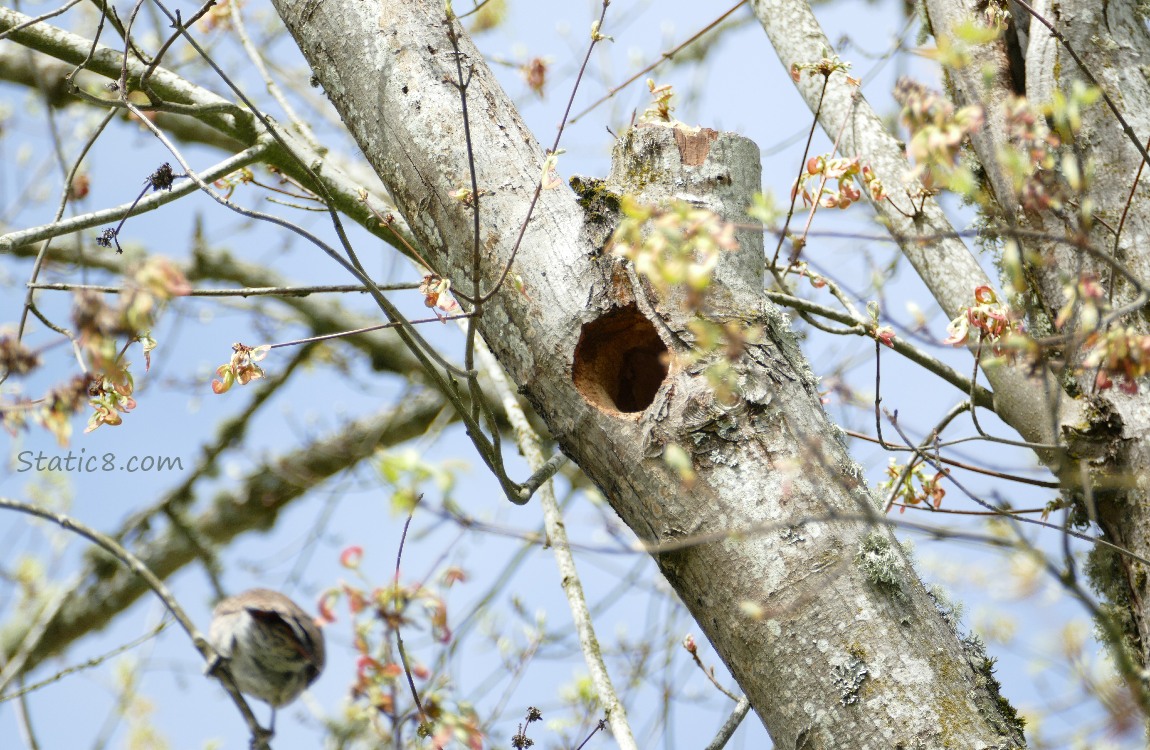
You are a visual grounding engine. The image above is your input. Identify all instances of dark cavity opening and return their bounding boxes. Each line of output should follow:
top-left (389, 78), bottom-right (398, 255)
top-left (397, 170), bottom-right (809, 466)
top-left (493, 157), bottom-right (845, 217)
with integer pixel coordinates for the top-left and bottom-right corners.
top-left (572, 305), bottom-right (669, 414)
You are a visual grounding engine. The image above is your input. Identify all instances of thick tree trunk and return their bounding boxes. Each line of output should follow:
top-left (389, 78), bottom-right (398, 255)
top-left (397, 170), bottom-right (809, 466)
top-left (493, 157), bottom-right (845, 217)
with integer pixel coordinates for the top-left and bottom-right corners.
top-left (923, 0), bottom-right (1150, 674)
top-left (752, 0), bottom-right (1072, 451)
top-left (270, 0), bottom-right (1027, 745)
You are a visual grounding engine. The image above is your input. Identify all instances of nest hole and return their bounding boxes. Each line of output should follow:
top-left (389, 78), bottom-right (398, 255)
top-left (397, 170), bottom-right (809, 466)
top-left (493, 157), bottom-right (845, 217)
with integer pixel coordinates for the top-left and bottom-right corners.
top-left (572, 305), bottom-right (669, 414)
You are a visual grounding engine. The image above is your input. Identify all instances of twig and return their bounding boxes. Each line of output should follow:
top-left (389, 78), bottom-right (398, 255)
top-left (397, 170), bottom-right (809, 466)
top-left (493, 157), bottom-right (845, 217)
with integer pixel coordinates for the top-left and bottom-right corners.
top-left (569, 0), bottom-right (749, 124)
top-left (881, 412), bottom-right (1144, 573)
top-left (0, 0), bottom-right (83, 42)
top-left (572, 719), bottom-right (608, 750)
top-left (0, 576), bottom-right (83, 697)
top-left (771, 73), bottom-right (829, 268)
top-left (0, 619), bottom-right (172, 703)
top-left (882, 401), bottom-right (968, 513)
top-left (703, 696), bottom-right (751, 750)
top-left (763, 290), bottom-right (994, 408)
top-left (26, 281), bottom-right (418, 297)
top-left (477, 0), bottom-right (611, 305)
top-left (392, 501), bottom-right (443, 749)
top-left (0, 143), bottom-right (271, 252)
top-left (266, 313), bottom-right (473, 351)
top-left (685, 639), bottom-right (740, 701)
top-left (9, 105), bottom-right (115, 371)
top-left (516, 453), bottom-right (569, 502)
top-left (474, 335), bottom-right (639, 750)
top-left (846, 428), bottom-right (1060, 489)
top-left (0, 497), bottom-right (270, 749)
top-left (230, 0), bottom-right (318, 150)
top-left (1012, 0), bottom-right (1150, 169)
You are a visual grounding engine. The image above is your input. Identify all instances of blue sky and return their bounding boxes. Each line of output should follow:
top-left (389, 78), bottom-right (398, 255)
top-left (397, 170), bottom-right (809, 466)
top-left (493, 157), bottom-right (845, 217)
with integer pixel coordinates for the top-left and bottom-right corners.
top-left (0, 1), bottom-right (1134, 748)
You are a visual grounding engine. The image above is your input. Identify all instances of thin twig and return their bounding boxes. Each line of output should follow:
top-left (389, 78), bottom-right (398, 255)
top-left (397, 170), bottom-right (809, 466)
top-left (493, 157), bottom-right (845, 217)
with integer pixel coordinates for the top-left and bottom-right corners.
top-left (266, 313), bottom-right (473, 351)
top-left (0, 0), bottom-right (83, 42)
top-left (474, 335), bottom-right (639, 750)
top-left (0, 143), bottom-right (271, 252)
top-left (763, 290), bottom-right (995, 408)
top-left (392, 498), bottom-right (444, 750)
top-left (882, 412), bottom-right (1143, 572)
top-left (0, 576), bottom-right (83, 697)
top-left (11, 106), bottom-right (115, 354)
top-left (0, 497), bottom-right (270, 748)
top-left (569, 0), bottom-right (749, 125)
top-left (230, 0), bottom-right (319, 150)
top-left (26, 281), bottom-right (418, 296)
top-left (703, 696), bottom-right (751, 750)
top-left (477, 0), bottom-right (611, 305)
top-left (0, 619), bottom-right (172, 703)
top-left (846, 429), bottom-right (1060, 489)
top-left (1012, 0), bottom-right (1150, 169)
top-left (882, 401), bottom-right (970, 513)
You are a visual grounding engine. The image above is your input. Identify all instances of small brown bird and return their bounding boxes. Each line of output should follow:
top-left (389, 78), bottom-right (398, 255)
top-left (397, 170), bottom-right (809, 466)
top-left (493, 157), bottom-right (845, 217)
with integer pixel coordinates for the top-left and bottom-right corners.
top-left (208, 588), bottom-right (325, 733)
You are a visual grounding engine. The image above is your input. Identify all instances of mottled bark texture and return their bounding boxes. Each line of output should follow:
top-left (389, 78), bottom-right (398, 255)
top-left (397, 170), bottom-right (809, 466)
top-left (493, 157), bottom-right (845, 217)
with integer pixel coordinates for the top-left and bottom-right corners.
top-left (921, 0), bottom-right (1150, 674)
top-left (269, 0), bottom-right (1027, 746)
top-left (752, 0), bottom-right (1071, 452)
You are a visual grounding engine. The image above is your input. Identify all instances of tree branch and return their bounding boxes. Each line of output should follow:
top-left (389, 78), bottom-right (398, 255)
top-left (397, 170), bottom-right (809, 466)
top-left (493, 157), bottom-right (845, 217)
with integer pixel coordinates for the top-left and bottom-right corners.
top-left (475, 335), bottom-right (638, 750)
top-left (0, 391), bottom-right (446, 670)
top-left (751, 0), bottom-right (1077, 449)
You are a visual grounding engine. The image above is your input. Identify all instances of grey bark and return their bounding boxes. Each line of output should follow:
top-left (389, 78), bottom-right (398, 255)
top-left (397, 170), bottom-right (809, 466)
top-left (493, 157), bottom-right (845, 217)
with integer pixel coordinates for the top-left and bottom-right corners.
top-left (751, 0), bottom-right (1076, 457)
top-left (269, 0), bottom-right (1029, 746)
top-left (919, 0), bottom-right (1150, 674)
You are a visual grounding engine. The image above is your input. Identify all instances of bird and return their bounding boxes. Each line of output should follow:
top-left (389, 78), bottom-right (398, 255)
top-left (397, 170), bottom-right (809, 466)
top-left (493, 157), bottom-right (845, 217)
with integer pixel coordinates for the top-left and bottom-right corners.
top-left (207, 588), bottom-right (326, 735)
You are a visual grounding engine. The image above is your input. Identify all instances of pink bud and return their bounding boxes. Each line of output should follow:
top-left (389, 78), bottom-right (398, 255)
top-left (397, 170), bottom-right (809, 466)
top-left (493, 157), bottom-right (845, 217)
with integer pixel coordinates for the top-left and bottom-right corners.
top-left (340, 545), bottom-right (364, 569)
